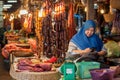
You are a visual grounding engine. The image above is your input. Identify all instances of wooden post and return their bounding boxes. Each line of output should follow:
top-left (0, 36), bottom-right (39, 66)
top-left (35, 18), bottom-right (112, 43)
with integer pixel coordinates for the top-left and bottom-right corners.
top-left (0, 1), bottom-right (3, 28)
top-left (86, 0), bottom-right (95, 20)
top-left (11, 19), bottom-right (14, 31)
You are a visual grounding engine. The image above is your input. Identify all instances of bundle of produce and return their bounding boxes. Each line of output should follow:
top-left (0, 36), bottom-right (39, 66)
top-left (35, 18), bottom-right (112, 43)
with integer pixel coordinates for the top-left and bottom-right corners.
top-left (12, 50), bottom-right (33, 57)
top-left (104, 40), bottom-right (120, 57)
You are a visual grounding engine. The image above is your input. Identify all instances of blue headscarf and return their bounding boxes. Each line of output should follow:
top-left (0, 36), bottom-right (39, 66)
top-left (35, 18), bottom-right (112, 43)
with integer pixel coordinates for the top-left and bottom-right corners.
top-left (70, 20), bottom-right (103, 52)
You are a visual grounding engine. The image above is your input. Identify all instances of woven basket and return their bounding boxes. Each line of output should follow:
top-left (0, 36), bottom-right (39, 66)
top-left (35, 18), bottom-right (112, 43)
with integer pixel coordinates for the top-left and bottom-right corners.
top-left (6, 35), bottom-right (20, 41)
top-left (12, 50), bottom-right (33, 57)
top-left (5, 34), bottom-right (21, 41)
top-left (103, 13), bottom-right (115, 22)
top-left (110, 0), bottom-right (120, 10)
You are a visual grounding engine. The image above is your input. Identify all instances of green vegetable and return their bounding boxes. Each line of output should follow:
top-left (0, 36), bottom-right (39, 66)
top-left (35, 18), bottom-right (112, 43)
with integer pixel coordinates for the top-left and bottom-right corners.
top-left (105, 40), bottom-right (120, 57)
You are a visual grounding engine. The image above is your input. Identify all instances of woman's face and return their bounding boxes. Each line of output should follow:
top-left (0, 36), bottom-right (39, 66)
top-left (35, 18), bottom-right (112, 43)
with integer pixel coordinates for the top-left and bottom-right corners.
top-left (85, 27), bottom-right (94, 37)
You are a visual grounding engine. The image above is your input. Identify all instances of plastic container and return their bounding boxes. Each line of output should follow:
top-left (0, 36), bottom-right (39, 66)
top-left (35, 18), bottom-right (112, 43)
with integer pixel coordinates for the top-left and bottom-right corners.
top-left (90, 69), bottom-right (115, 80)
top-left (75, 61), bottom-right (100, 79)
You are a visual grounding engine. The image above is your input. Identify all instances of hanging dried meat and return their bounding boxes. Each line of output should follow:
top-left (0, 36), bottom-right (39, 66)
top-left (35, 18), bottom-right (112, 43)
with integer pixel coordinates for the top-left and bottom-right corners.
top-left (35, 0), bottom-right (68, 62)
top-left (111, 10), bottom-right (120, 34)
top-left (21, 13), bottom-right (33, 34)
top-left (40, 0), bottom-right (68, 59)
top-left (27, 13), bottom-right (33, 33)
top-left (67, 2), bottom-right (76, 40)
top-left (35, 10), bottom-right (44, 58)
top-left (42, 15), bottom-right (53, 58)
top-left (52, 1), bottom-right (67, 58)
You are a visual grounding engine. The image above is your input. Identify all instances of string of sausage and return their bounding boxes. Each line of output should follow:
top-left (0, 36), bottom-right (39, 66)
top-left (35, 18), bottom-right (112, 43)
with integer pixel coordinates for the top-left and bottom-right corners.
top-left (41, 0), bottom-right (67, 59)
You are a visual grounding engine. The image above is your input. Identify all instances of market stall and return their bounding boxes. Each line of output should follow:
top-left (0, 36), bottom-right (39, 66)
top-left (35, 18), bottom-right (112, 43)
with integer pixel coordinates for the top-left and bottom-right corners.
top-left (2, 0), bottom-right (73, 80)
top-left (1, 0), bottom-right (120, 80)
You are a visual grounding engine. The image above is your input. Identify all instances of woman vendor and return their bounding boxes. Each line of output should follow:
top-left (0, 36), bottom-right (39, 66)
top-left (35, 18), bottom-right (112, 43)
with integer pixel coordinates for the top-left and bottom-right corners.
top-left (66, 20), bottom-right (107, 63)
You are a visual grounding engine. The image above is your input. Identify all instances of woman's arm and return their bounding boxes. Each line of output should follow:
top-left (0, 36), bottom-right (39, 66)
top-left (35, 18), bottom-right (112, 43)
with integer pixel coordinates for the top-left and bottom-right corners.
top-left (73, 48), bottom-right (91, 54)
top-left (67, 42), bottom-right (91, 55)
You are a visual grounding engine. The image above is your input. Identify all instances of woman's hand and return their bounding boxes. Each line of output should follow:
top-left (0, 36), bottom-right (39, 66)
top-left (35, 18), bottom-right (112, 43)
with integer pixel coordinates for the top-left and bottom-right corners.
top-left (83, 48), bottom-right (92, 54)
top-left (98, 50), bottom-right (107, 56)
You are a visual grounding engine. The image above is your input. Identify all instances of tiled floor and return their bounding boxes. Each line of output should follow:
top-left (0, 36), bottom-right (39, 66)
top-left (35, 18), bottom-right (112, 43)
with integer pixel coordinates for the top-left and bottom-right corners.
top-left (0, 52), bottom-right (13, 80)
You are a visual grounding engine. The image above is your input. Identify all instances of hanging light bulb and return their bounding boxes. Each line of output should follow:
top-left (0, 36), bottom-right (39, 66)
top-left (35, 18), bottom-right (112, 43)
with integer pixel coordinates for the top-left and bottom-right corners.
top-left (9, 14), bottom-right (14, 21)
top-left (84, 7), bottom-right (87, 12)
top-left (3, 15), bottom-right (6, 19)
top-left (94, 3), bottom-right (98, 9)
top-left (19, 9), bottom-right (28, 15)
top-left (18, 14), bottom-right (21, 18)
top-left (38, 8), bottom-right (43, 17)
top-left (7, 0), bottom-right (17, 3)
top-left (100, 9), bottom-right (105, 14)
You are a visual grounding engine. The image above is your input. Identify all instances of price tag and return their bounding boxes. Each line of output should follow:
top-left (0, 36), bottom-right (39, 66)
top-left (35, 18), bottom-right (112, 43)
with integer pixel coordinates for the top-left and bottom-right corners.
top-left (66, 68), bottom-right (72, 74)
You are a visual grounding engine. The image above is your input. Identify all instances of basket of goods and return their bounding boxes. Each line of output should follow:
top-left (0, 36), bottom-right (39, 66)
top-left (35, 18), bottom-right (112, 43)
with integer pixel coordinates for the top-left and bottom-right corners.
top-left (12, 50), bottom-right (33, 57)
top-left (5, 30), bottom-right (21, 41)
top-left (17, 58), bottom-right (52, 72)
top-left (16, 38), bottom-right (30, 49)
top-left (16, 44), bottom-right (30, 49)
top-left (6, 35), bottom-right (20, 41)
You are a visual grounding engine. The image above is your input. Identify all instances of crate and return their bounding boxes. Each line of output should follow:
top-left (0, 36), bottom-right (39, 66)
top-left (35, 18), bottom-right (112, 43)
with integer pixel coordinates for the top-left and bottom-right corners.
top-left (75, 61), bottom-right (100, 79)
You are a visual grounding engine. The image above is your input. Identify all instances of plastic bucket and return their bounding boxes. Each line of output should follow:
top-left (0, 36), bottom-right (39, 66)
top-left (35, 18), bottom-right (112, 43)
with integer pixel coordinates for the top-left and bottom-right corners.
top-left (90, 69), bottom-right (115, 80)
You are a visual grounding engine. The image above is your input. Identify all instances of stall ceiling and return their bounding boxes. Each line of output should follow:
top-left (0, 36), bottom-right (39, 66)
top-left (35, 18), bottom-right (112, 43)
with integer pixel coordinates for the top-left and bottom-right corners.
top-left (1, 0), bottom-right (109, 13)
top-left (1, 0), bottom-right (21, 13)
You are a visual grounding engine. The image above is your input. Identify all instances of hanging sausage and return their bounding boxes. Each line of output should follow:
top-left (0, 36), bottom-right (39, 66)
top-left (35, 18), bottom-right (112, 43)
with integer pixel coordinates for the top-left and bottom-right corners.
top-left (41, 0), bottom-right (68, 59)
top-left (67, 2), bottom-right (76, 40)
top-left (35, 0), bottom-right (68, 63)
top-left (111, 10), bottom-right (120, 34)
